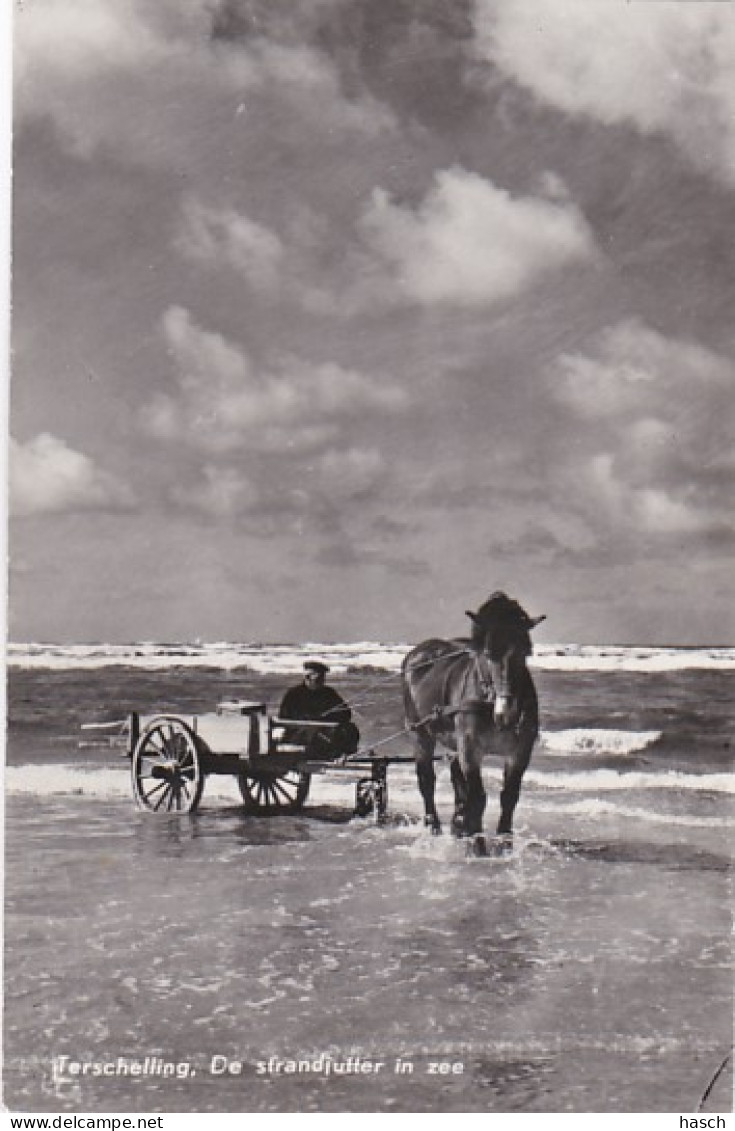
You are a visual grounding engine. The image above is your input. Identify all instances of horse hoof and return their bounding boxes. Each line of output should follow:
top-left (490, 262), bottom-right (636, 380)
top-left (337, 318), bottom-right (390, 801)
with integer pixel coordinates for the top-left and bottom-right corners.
top-left (467, 835), bottom-right (487, 858)
top-left (491, 835), bottom-right (514, 857)
top-left (424, 816), bottom-right (442, 836)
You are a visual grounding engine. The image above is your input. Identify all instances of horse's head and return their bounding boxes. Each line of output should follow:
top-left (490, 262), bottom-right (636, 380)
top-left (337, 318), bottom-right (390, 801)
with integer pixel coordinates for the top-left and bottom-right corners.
top-left (465, 592), bottom-right (545, 728)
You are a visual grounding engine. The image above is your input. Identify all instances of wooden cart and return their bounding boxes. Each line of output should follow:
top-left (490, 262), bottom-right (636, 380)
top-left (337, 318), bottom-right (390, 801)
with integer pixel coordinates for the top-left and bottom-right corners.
top-left (83, 700), bottom-right (390, 819)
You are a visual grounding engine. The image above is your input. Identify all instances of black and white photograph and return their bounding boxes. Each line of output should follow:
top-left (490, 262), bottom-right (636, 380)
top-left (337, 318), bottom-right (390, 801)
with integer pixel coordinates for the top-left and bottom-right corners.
top-left (5, 0), bottom-right (734, 1117)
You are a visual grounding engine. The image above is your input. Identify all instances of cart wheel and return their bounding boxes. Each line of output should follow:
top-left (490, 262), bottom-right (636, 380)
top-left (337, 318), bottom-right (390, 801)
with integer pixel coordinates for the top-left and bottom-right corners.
top-left (132, 716), bottom-right (204, 814)
top-left (238, 769), bottom-right (310, 815)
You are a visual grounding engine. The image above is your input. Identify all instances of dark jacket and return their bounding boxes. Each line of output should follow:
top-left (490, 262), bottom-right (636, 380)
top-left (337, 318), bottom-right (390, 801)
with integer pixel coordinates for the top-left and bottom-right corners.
top-left (278, 684), bottom-right (352, 726)
top-left (278, 683), bottom-right (359, 756)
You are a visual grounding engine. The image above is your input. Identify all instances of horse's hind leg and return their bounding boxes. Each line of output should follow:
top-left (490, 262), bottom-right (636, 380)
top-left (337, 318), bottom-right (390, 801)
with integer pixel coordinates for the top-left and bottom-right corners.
top-left (449, 758), bottom-right (468, 837)
top-left (414, 729), bottom-right (441, 834)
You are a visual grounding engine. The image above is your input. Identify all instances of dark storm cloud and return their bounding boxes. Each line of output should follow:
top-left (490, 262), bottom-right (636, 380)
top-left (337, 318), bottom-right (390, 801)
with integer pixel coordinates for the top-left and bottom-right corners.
top-left (210, 0), bottom-right (477, 122)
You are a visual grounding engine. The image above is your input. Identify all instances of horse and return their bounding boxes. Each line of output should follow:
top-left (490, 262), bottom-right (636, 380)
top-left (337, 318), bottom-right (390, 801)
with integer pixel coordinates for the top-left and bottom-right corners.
top-left (401, 592), bottom-right (545, 854)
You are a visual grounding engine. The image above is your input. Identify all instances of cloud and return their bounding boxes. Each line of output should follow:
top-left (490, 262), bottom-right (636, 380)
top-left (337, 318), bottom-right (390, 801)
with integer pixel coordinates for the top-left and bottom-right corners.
top-left (550, 320), bottom-right (735, 541)
top-left (172, 195), bottom-right (390, 319)
top-left (167, 448), bottom-right (387, 529)
top-left (552, 319), bottom-right (733, 421)
top-left (476, 0), bottom-right (735, 186)
top-left (169, 464), bottom-right (260, 518)
top-left (361, 167), bottom-right (596, 306)
top-left (218, 38), bottom-right (396, 138)
top-left (14, 0), bottom-right (395, 162)
top-left (313, 448), bottom-right (386, 501)
top-left (588, 452), bottom-right (723, 540)
top-left (10, 434), bottom-right (135, 518)
top-left (14, 0), bottom-right (176, 157)
top-left (14, 0), bottom-right (166, 85)
top-left (145, 306), bottom-right (409, 453)
top-left (315, 540), bottom-right (429, 576)
top-left (175, 198), bottom-right (284, 291)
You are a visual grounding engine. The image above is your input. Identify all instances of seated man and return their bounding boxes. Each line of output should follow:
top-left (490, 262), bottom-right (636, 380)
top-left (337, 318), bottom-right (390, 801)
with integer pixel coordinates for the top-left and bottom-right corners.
top-left (278, 661), bottom-right (360, 758)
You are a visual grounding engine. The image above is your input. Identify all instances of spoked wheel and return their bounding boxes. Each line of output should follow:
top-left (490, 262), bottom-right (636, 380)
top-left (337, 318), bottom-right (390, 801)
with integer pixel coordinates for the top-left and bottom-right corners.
top-left (132, 716), bottom-right (204, 814)
top-left (238, 769), bottom-right (310, 815)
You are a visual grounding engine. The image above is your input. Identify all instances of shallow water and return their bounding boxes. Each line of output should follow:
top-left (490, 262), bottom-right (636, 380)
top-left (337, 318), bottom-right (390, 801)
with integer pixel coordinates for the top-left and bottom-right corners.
top-left (4, 786), bottom-right (732, 1113)
top-left (3, 665), bottom-right (733, 1113)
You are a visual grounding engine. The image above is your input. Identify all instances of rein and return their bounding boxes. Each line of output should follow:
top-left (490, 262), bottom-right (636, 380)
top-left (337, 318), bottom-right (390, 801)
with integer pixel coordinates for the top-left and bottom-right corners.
top-left (319, 646), bottom-right (474, 718)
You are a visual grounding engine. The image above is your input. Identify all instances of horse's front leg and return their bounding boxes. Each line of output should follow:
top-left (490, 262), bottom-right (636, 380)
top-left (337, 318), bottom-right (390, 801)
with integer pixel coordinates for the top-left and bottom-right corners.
top-left (497, 682), bottom-right (539, 838)
top-left (451, 713), bottom-right (486, 840)
top-left (414, 728), bottom-right (441, 834)
top-left (496, 729), bottom-right (535, 837)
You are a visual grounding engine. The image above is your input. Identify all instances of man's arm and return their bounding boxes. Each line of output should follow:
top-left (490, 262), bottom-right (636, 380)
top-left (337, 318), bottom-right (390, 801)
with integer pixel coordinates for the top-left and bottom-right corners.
top-left (320, 689), bottom-right (351, 726)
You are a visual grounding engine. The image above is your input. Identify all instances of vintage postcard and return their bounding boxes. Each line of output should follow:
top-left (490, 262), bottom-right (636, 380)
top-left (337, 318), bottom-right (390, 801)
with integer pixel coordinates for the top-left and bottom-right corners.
top-left (5, 0), bottom-right (733, 1119)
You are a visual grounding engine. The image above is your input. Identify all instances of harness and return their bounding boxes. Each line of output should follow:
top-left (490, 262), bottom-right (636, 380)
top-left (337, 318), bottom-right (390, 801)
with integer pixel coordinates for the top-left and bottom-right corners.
top-left (451, 650), bottom-right (498, 714)
top-left (326, 643), bottom-right (528, 762)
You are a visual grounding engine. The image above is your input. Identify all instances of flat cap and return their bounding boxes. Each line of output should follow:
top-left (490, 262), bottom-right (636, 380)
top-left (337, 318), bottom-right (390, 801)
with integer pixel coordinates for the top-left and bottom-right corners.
top-left (304, 660), bottom-right (329, 675)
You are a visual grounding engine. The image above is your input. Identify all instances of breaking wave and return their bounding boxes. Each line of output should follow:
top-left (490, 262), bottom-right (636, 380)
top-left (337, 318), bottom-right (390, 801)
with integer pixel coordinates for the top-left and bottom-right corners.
top-left (518, 767), bottom-right (735, 794)
top-left (524, 797), bottom-right (734, 829)
top-left (7, 641), bottom-right (735, 674)
top-left (6, 762), bottom-right (733, 802)
top-left (539, 728), bottom-right (662, 757)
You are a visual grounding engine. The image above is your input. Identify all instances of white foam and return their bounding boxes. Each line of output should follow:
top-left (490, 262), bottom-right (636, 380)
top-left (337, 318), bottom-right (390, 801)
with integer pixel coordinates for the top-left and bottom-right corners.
top-left (6, 763), bottom-right (731, 835)
top-left (519, 767), bottom-right (735, 794)
top-left (5, 764), bottom-right (134, 799)
top-left (5, 761), bottom-right (733, 802)
top-left (532, 644), bottom-right (735, 673)
top-left (540, 728), bottom-right (662, 756)
top-left (7, 641), bottom-right (735, 673)
top-left (526, 797), bottom-right (735, 828)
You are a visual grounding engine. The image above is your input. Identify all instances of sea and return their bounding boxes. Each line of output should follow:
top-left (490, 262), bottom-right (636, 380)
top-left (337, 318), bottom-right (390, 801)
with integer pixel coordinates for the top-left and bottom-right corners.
top-left (3, 641), bottom-right (733, 1114)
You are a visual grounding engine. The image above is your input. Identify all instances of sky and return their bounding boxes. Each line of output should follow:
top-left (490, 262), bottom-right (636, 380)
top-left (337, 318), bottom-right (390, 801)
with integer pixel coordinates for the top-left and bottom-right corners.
top-left (9, 0), bottom-right (735, 646)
